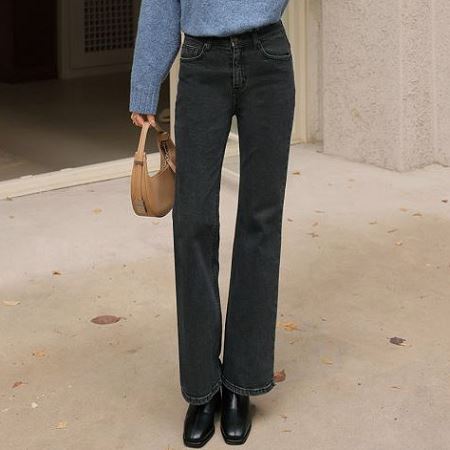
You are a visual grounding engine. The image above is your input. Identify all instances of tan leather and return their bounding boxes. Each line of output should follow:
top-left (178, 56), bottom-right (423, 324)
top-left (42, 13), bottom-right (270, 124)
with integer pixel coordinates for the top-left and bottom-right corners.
top-left (130, 121), bottom-right (176, 217)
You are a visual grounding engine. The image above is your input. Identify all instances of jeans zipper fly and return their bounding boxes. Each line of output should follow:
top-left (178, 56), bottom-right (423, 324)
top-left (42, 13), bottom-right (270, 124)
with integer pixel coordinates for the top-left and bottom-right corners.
top-left (230, 37), bottom-right (244, 90)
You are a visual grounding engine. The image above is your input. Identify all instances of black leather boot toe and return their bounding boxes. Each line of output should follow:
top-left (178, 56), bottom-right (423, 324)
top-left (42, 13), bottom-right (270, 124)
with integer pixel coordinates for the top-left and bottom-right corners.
top-left (220, 385), bottom-right (252, 445)
top-left (183, 390), bottom-right (221, 448)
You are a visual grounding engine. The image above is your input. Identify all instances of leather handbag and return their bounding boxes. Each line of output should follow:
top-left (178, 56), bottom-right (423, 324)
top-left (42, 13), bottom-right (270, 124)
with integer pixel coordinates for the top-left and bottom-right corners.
top-left (130, 121), bottom-right (176, 217)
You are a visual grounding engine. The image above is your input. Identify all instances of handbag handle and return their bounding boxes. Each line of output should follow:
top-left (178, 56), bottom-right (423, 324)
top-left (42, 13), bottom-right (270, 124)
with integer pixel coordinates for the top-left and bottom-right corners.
top-left (135, 120), bottom-right (166, 157)
top-left (134, 120), bottom-right (175, 172)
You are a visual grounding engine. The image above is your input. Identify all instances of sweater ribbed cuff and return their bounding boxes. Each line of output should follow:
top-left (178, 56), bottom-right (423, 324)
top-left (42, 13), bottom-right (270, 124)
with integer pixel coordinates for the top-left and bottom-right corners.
top-left (129, 83), bottom-right (161, 115)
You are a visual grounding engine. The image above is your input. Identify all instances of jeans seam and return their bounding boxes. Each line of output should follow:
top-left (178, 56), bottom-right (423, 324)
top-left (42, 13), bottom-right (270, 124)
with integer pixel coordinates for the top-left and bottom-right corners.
top-left (210, 126), bottom-right (229, 371)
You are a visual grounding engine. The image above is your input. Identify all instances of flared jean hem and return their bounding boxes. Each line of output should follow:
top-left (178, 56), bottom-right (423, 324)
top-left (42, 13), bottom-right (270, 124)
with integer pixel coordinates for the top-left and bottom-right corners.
top-left (221, 375), bottom-right (276, 397)
top-left (181, 377), bottom-right (222, 405)
top-left (181, 375), bottom-right (276, 404)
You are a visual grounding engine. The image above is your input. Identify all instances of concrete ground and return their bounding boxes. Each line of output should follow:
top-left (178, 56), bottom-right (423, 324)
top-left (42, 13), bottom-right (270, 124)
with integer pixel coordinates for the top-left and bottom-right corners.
top-left (1, 146), bottom-right (449, 450)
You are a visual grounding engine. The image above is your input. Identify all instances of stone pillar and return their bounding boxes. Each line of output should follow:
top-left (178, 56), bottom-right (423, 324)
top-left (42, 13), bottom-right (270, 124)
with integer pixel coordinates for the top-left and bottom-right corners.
top-left (434, 0), bottom-right (450, 167)
top-left (322, 0), bottom-right (450, 171)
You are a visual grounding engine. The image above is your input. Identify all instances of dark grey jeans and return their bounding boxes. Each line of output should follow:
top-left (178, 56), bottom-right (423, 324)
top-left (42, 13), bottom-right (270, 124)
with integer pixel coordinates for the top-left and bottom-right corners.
top-left (172, 19), bottom-right (295, 404)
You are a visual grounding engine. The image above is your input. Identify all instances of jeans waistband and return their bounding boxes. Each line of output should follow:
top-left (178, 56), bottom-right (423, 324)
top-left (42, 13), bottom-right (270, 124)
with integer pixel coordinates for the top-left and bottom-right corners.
top-left (183, 19), bottom-right (284, 48)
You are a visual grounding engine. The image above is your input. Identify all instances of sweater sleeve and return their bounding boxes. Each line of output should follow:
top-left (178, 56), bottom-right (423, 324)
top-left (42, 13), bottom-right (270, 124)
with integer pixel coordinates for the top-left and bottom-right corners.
top-left (129, 0), bottom-right (181, 115)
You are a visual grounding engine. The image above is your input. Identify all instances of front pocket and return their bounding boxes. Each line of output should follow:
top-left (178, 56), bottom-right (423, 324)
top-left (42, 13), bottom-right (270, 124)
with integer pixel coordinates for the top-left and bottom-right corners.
top-left (257, 32), bottom-right (292, 60)
top-left (180, 41), bottom-right (207, 61)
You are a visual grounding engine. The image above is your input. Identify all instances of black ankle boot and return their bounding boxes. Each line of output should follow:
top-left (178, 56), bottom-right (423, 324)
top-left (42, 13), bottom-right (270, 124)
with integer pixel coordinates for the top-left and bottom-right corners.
top-left (183, 390), bottom-right (221, 448)
top-left (220, 385), bottom-right (252, 445)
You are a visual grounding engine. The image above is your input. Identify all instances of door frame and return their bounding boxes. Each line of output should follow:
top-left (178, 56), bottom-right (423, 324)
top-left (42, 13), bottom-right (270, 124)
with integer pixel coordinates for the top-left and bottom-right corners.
top-left (284, 0), bottom-right (308, 144)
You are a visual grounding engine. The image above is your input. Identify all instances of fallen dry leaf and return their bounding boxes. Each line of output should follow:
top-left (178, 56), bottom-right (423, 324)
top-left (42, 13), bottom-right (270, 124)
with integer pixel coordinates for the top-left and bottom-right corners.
top-left (412, 212), bottom-right (422, 217)
top-left (389, 336), bottom-right (406, 346)
top-left (278, 321), bottom-right (299, 332)
top-left (292, 170), bottom-right (301, 175)
top-left (12, 381), bottom-right (26, 389)
top-left (92, 208), bottom-right (102, 214)
top-left (3, 300), bottom-right (20, 306)
top-left (321, 357), bottom-right (333, 365)
top-left (273, 370), bottom-right (286, 383)
top-left (55, 421), bottom-right (68, 429)
top-left (32, 350), bottom-right (46, 358)
top-left (52, 271), bottom-right (62, 276)
top-left (91, 315), bottom-right (122, 325)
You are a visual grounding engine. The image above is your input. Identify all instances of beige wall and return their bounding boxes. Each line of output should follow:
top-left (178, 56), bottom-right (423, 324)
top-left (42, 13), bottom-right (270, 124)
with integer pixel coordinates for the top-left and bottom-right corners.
top-left (305, 0), bottom-right (323, 144)
top-left (434, 0), bottom-right (450, 167)
top-left (321, 0), bottom-right (450, 171)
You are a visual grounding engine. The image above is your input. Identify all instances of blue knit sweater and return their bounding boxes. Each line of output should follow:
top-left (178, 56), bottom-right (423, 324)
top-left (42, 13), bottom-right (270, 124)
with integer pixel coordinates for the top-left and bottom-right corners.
top-left (129, 0), bottom-right (290, 114)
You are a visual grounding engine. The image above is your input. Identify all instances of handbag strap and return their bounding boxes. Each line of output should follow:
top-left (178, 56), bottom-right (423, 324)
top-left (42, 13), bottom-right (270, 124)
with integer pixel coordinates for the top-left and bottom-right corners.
top-left (135, 121), bottom-right (150, 160)
top-left (136, 121), bottom-right (167, 154)
top-left (134, 120), bottom-right (174, 171)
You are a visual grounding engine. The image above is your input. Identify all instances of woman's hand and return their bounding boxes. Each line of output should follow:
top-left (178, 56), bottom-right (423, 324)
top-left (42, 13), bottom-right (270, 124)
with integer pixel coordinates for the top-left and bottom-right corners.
top-left (130, 112), bottom-right (156, 128)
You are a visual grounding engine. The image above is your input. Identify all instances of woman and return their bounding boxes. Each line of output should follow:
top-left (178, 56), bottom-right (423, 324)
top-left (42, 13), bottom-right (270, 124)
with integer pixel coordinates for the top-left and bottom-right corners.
top-left (129, 0), bottom-right (295, 447)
